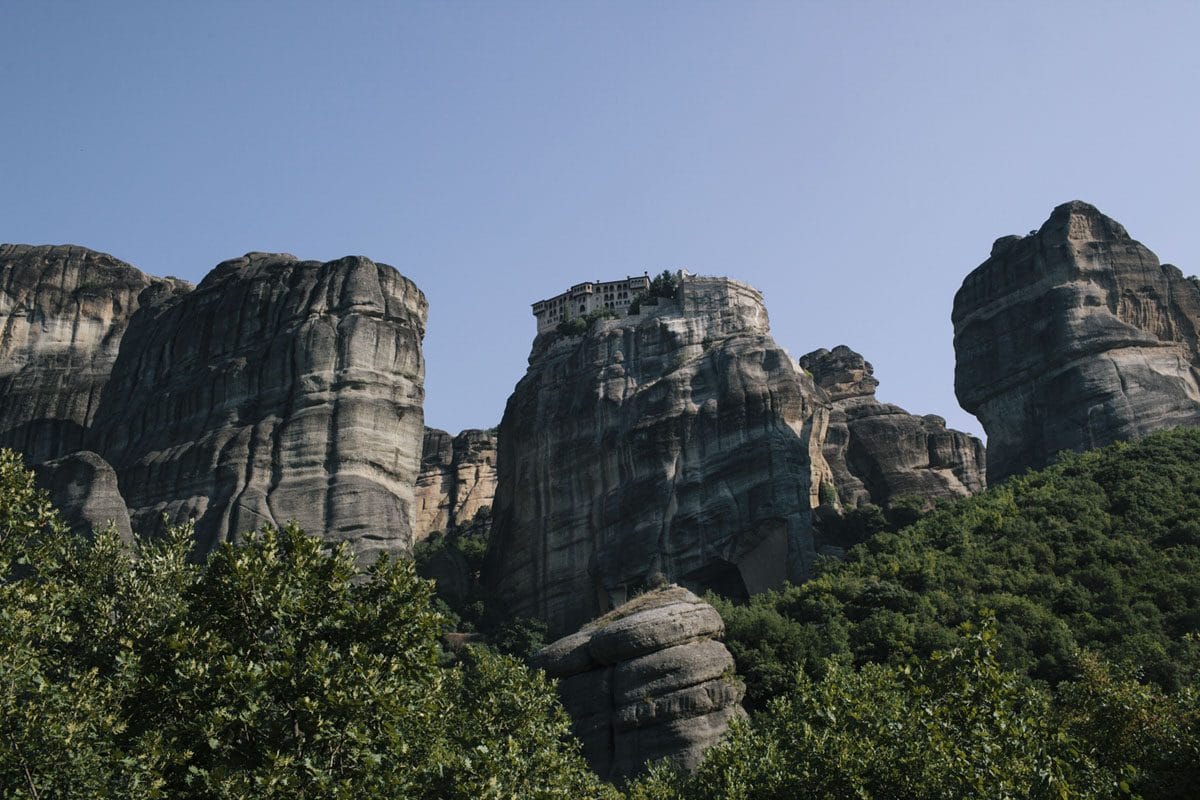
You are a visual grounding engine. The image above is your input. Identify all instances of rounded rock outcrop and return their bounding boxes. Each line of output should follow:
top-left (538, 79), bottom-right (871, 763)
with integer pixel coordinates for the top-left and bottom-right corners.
top-left (89, 252), bottom-right (428, 561)
top-left (532, 586), bottom-right (745, 783)
top-left (0, 244), bottom-right (183, 463)
top-left (953, 201), bottom-right (1200, 482)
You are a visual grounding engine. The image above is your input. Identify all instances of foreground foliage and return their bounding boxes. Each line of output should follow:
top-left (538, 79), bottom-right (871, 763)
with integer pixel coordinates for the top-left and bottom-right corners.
top-left (629, 620), bottom-right (1200, 799)
top-left (413, 511), bottom-right (549, 662)
top-left (717, 429), bottom-right (1200, 709)
top-left (0, 449), bottom-right (615, 799)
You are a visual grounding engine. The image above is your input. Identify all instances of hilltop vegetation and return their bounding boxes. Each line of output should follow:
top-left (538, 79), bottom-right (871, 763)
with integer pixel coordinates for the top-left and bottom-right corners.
top-left (716, 428), bottom-right (1200, 708)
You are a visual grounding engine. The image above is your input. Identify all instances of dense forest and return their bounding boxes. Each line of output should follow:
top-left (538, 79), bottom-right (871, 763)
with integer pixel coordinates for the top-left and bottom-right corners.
top-left (3, 430), bottom-right (1199, 798)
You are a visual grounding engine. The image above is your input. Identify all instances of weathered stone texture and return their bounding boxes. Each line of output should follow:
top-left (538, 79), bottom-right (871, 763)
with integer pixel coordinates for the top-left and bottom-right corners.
top-left (89, 252), bottom-right (428, 561)
top-left (954, 201), bottom-right (1200, 482)
top-left (414, 426), bottom-right (497, 541)
top-left (485, 276), bottom-right (830, 638)
top-left (32, 450), bottom-right (132, 544)
top-left (534, 586), bottom-right (745, 783)
top-left (800, 345), bottom-right (986, 507)
top-left (0, 244), bottom-right (182, 463)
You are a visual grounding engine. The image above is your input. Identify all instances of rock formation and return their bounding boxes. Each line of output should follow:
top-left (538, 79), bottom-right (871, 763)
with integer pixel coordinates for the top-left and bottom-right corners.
top-left (954, 201), bottom-right (1200, 482)
top-left (800, 345), bottom-right (985, 507)
top-left (414, 427), bottom-right (498, 541)
top-left (0, 244), bottom-right (180, 463)
top-left (534, 586), bottom-right (745, 783)
top-left (32, 450), bottom-right (133, 544)
top-left (484, 275), bottom-right (831, 638)
top-left (89, 252), bottom-right (428, 561)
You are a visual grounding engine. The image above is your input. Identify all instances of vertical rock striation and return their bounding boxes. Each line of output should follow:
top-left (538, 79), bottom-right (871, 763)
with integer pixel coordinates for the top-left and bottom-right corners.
top-left (485, 275), bottom-right (830, 638)
top-left (414, 426), bottom-right (498, 541)
top-left (90, 252), bottom-right (428, 561)
top-left (0, 244), bottom-right (181, 463)
top-left (533, 586), bottom-right (745, 783)
top-left (800, 345), bottom-right (985, 507)
top-left (953, 201), bottom-right (1200, 482)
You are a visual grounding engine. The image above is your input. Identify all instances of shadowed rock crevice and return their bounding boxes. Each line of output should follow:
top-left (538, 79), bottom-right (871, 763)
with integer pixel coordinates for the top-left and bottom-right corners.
top-left (414, 427), bottom-right (497, 542)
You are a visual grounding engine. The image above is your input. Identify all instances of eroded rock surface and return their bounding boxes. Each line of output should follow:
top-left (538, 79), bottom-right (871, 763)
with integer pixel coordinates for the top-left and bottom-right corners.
top-left (414, 427), bottom-right (497, 541)
top-left (800, 345), bottom-right (986, 507)
top-left (32, 450), bottom-right (132, 544)
top-left (0, 244), bottom-right (183, 463)
top-left (485, 275), bottom-right (830, 638)
top-left (534, 586), bottom-right (745, 783)
top-left (954, 201), bottom-right (1200, 482)
top-left (90, 252), bottom-right (428, 561)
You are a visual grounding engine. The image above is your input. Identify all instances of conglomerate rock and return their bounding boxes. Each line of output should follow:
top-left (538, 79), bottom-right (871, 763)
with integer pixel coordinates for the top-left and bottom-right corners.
top-left (533, 586), bottom-right (745, 783)
top-left (32, 450), bottom-right (133, 544)
top-left (800, 344), bottom-right (986, 507)
top-left (414, 426), bottom-right (497, 541)
top-left (89, 252), bottom-right (428, 561)
top-left (0, 244), bottom-right (184, 463)
top-left (954, 201), bottom-right (1200, 482)
top-left (484, 275), bottom-right (831, 638)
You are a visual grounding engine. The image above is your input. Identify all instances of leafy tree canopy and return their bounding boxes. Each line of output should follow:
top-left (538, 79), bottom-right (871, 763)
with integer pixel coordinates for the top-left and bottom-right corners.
top-left (629, 618), bottom-right (1200, 800)
top-left (716, 429), bottom-right (1200, 711)
top-left (0, 448), bottom-right (616, 800)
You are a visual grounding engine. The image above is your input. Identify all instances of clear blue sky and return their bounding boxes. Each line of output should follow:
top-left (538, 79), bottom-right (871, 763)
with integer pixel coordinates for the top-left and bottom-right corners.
top-left (4, 2), bottom-right (1198, 438)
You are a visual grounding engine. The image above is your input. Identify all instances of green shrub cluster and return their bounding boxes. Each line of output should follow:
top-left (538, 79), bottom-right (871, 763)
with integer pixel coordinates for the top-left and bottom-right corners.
top-left (716, 429), bottom-right (1200, 711)
top-left (0, 449), bottom-right (614, 799)
top-left (556, 308), bottom-right (618, 337)
top-left (630, 618), bottom-right (1200, 799)
top-left (628, 270), bottom-right (679, 314)
top-left (414, 508), bottom-right (548, 662)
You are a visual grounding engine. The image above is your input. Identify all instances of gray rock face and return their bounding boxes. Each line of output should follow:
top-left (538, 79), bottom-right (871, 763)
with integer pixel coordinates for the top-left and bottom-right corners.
top-left (0, 244), bottom-right (181, 463)
top-left (89, 252), bottom-right (428, 561)
top-left (484, 275), bottom-right (830, 638)
top-left (32, 450), bottom-right (132, 544)
top-left (953, 201), bottom-right (1200, 482)
top-left (533, 586), bottom-right (745, 783)
top-left (800, 345), bottom-right (986, 507)
top-left (414, 427), bottom-right (497, 541)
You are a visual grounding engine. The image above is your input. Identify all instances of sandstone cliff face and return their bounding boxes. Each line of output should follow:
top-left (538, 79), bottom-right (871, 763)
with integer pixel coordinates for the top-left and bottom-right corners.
top-left (89, 252), bottom-right (428, 561)
top-left (0, 245), bottom-right (181, 463)
top-left (414, 427), bottom-right (497, 541)
top-left (800, 345), bottom-right (986, 507)
top-left (954, 201), bottom-right (1200, 482)
top-left (485, 276), bottom-right (830, 638)
top-left (534, 586), bottom-right (745, 783)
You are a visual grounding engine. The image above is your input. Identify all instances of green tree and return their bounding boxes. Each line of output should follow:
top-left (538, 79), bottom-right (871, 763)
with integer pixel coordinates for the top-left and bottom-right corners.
top-left (629, 620), bottom-right (1115, 800)
top-left (0, 448), bottom-right (615, 799)
top-left (721, 429), bottom-right (1200, 707)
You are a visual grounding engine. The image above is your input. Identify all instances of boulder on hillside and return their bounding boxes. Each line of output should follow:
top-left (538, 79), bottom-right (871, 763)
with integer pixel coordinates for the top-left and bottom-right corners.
top-left (533, 586), bottom-right (745, 783)
top-left (32, 450), bottom-right (133, 544)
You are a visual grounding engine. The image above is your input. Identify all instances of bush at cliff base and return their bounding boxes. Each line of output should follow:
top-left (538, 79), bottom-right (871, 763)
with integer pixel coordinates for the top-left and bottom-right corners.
top-left (0, 449), bottom-right (617, 800)
top-left (628, 617), bottom-right (1200, 800)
